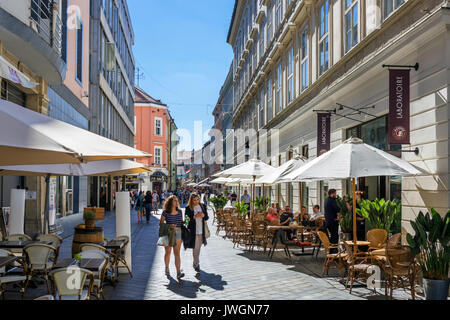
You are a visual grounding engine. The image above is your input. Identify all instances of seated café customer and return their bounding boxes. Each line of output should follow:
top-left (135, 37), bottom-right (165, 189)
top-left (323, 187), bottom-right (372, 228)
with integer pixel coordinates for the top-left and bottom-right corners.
top-left (275, 203), bottom-right (282, 214)
top-left (279, 205), bottom-right (295, 240)
top-left (310, 205), bottom-right (323, 220)
top-left (266, 208), bottom-right (278, 222)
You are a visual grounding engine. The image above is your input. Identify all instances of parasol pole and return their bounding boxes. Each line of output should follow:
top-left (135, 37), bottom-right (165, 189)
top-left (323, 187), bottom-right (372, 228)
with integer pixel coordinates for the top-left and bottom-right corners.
top-left (238, 182), bottom-right (241, 205)
top-left (352, 177), bottom-right (357, 252)
top-left (252, 175), bottom-right (256, 219)
top-left (262, 184), bottom-right (265, 212)
top-left (298, 182), bottom-right (302, 212)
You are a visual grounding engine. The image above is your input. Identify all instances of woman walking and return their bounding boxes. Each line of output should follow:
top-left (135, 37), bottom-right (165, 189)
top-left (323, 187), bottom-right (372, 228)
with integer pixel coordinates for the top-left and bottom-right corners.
top-left (135, 191), bottom-right (145, 223)
top-left (185, 193), bottom-right (209, 273)
top-left (160, 195), bottom-right (185, 279)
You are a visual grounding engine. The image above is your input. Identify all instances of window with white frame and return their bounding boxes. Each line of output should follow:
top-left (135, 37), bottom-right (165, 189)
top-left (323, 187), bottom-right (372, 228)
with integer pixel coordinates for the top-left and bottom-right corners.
top-left (275, 0), bottom-right (283, 30)
top-left (344, 0), bottom-right (358, 53)
top-left (267, 75), bottom-right (273, 122)
top-left (155, 117), bottom-right (162, 136)
top-left (318, 0), bottom-right (330, 75)
top-left (287, 45), bottom-right (294, 104)
top-left (383, 0), bottom-right (404, 20)
top-left (275, 61), bottom-right (282, 114)
top-left (267, 0), bottom-right (273, 44)
top-left (154, 146), bottom-right (162, 165)
top-left (259, 86), bottom-right (265, 128)
top-left (300, 27), bottom-right (309, 91)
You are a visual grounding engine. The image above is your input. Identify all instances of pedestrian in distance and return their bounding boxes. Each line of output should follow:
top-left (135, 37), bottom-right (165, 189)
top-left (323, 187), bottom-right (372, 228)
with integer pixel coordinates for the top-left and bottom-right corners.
top-left (144, 191), bottom-right (153, 223)
top-left (152, 190), bottom-right (159, 215)
top-left (135, 191), bottom-right (145, 224)
top-left (184, 193), bottom-right (209, 274)
top-left (160, 195), bottom-right (185, 280)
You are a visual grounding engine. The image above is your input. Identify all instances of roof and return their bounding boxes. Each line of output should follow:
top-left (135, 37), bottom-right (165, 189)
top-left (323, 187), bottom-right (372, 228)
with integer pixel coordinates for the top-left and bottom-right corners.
top-left (134, 87), bottom-right (167, 106)
top-left (226, 0), bottom-right (239, 44)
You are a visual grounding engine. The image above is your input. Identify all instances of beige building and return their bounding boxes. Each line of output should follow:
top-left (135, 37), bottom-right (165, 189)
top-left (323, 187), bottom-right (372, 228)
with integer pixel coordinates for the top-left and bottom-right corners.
top-left (226, 0), bottom-right (449, 238)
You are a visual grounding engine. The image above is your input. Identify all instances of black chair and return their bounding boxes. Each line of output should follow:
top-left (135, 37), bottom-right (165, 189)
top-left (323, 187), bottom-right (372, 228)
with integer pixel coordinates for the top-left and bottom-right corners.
top-left (268, 230), bottom-right (298, 261)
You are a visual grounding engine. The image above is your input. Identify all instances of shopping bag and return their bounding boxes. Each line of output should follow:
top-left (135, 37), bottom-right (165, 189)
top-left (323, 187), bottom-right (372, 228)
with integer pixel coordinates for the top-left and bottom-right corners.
top-left (157, 235), bottom-right (169, 247)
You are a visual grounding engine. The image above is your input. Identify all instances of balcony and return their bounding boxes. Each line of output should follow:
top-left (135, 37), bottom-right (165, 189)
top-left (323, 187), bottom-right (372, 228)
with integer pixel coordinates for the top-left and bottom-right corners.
top-left (0, 0), bottom-right (66, 85)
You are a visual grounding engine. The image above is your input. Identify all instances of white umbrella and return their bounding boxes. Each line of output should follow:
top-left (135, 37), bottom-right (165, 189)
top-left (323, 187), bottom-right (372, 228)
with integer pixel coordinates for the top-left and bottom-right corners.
top-left (0, 160), bottom-right (151, 233)
top-left (213, 159), bottom-right (276, 217)
top-left (254, 157), bottom-right (308, 211)
top-left (0, 159), bottom-right (151, 177)
top-left (284, 137), bottom-right (424, 248)
top-left (0, 99), bottom-right (151, 165)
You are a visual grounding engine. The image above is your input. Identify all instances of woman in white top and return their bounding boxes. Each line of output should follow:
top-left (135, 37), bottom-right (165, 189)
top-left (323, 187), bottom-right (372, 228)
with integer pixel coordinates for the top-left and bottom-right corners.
top-left (185, 193), bottom-right (209, 273)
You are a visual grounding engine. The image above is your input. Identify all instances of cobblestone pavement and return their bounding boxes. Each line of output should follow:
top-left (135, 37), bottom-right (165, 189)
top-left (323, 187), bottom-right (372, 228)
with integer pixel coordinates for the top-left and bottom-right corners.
top-left (12, 206), bottom-right (421, 300)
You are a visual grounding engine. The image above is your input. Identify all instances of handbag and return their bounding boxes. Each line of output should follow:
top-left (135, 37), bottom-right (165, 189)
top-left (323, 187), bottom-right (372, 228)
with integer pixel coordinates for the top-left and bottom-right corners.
top-left (157, 235), bottom-right (169, 247)
top-left (204, 221), bottom-right (211, 239)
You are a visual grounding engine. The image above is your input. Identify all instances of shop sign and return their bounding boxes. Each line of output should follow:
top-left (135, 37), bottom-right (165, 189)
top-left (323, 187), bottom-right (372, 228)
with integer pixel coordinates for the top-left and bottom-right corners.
top-left (388, 69), bottom-right (410, 145)
top-left (317, 113), bottom-right (331, 156)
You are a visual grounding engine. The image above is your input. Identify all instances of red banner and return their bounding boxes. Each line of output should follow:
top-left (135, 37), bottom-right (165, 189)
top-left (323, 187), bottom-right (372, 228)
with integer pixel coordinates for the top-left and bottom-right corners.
top-left (317, 113), bottom-right (331, 156)
top-left (388, 69), bottom-right (410, 145)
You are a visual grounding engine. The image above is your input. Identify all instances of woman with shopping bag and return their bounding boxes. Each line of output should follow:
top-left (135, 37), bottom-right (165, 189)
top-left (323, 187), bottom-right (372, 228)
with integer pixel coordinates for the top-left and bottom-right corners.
top-left (159, 195), bottom-right (185, 280)
top-left (185, 193), bottom-right (209, 274)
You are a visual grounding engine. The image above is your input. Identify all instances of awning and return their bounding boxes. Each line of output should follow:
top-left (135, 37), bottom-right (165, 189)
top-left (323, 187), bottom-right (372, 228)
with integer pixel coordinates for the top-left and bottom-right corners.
top-left (0, 55), bottom-right (38, 89)
top-left (150, 171), bottom-right (168, 182)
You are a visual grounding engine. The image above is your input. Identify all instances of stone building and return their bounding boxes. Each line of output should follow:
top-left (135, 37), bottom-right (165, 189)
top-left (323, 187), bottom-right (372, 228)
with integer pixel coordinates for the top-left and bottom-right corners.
top-left (226, 0), bottom-right (449, 237)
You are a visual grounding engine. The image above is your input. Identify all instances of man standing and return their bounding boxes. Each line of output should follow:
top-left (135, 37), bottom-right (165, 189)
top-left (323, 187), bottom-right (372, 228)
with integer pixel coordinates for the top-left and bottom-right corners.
top-left (229, 190), bottom-right (237, 206)
top-left (152, 190), bottom-right (159, 215)
top-left (241, 190), bottom-right (251, 218)
top-left (324, 189), bottom-right (340, 253)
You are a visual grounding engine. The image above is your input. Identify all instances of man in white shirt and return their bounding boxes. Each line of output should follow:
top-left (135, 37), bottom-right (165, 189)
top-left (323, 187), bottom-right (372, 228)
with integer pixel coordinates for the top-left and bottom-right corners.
top-left (310, 205), bottom-right (323, 220)
top-left (241, 190), bottom-right (251, 218)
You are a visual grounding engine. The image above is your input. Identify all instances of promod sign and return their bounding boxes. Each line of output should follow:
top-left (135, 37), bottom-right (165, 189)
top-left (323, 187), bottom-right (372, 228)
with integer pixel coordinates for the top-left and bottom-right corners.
top-left (388, 69), bottom-right (410, 145)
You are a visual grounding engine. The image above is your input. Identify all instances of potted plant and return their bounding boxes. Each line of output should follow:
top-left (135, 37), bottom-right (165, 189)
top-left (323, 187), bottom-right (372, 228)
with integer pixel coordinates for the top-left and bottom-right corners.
top-left (234, 200), bottom-right (248, 218)
top-left (336, 196), bottom-right (353, 240)
top-left (83, 210), bottom-right (97, 229)
top-left (356, 198), bottom-right (398, 233)
top-left (210, 196), bottom-right (228, 213)
top-left (407, 209), bottom-right (450, 300)
top-left (255, 196), bottom-right (270, 214)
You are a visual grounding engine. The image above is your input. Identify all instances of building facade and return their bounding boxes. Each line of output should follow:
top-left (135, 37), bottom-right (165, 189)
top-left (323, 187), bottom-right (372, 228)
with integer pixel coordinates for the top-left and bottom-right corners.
top-left (134, 86), bottom-right (178, 192)
top-left (88, 0), bottom-right (136, 208)
top-left (0, 0), bottom-right (67, 234)
top-left (226, 0), bottom-right (450, 239)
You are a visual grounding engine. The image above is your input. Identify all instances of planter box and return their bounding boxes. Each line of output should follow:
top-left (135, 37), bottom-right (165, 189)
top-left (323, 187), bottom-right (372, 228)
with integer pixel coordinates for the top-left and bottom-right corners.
top-left (84, 207), bottom-right (105, 221)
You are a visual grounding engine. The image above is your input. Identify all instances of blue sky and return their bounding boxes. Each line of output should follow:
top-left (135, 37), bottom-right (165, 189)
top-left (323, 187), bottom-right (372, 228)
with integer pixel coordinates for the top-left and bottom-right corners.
top-left (129, 0), bottom-right (235, 151)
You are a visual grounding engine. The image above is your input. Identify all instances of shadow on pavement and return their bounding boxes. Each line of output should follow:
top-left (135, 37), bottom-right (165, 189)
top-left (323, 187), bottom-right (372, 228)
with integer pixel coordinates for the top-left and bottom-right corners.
top-left (195, 270), bottom-right (227, 291)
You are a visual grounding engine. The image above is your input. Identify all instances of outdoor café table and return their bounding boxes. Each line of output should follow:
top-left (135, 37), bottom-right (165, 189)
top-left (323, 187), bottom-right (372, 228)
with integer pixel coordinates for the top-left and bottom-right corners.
top-left (0, 240), bottom-right (52, 250)
top-left (0, 256), bottom-right (18, 268)
top-left (53, 258), bottom-right (105, 272)
top-left (267, 225), bottom-right (314, 257)
top-left (104, 240), bottom-right (125, 251)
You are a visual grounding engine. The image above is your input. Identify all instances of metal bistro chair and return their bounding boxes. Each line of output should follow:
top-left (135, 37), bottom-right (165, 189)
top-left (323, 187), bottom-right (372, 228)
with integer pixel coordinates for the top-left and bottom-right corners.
top-left (49, 267), bottom-right (94, 300)
top-left (23, 244), bottom-right (56, 294)
top-left (0, 249), bottom-right (26, 299)
top-left (79, 250), bottom-right (109, 300)
top-left (113, 236), bottom-right (133, 279)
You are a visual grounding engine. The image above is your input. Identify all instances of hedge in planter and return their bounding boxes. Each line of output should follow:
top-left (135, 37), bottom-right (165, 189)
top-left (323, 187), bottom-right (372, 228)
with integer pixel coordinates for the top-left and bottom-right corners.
top-left (210, 196), bottom-right (228, 212)
top-left (356, 198), bottom-right (400, 234)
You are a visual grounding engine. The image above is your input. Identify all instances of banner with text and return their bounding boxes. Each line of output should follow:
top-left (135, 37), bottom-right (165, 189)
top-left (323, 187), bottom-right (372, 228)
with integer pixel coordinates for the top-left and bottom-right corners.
top-left (388, 69), bottom-right (410, 145)
top-left (317, 113), bottom-right (331, 156)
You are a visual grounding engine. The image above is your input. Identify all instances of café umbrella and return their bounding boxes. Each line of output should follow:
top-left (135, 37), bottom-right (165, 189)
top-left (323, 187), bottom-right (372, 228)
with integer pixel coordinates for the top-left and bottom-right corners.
top-left (0, 159), bottom-right (151, 233)
top-left (284, 137), bottom-right (423, 250)
top-left (213, 159), bottom-right (276, 217)
top-left (0, 99), bottom-right (151, 166)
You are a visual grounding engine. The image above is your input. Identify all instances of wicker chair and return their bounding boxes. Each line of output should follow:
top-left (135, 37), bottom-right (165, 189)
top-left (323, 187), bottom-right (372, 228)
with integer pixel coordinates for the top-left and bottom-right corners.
top-left (367, 229), bottom-right (388, 251)
top-left (0, 249), bottom-right (26, 299)
top-left (79, 250), bottom-right (109, 300)
top-left (80, 243), bottom-right (107, 253)
top-left (250, 222), bottom-right (268, 253)
top-left (23, 244), bottom-right (56, 294)
top-left (317, 231), bottom-right (346, 277)
top-left (36, 234), bottom-right (63, 263)
top-left (114, 235), bottom-right (133, 278)
top-left (5, 234), bottom-right (32, 255)
top-left (385, 245), bottom-right (418, 300)
top-left (343, 241), bottom-right (375, 294)
top-left (49, 267), bottom-right (94, 300)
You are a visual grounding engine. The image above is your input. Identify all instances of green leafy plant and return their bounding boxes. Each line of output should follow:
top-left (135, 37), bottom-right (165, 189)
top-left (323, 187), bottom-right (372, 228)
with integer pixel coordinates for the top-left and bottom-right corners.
top-left (74, 254), bottom-right (82, 261)
top-left (336, 196), bottom-right (353, 233)
top-left (255, 196), bottom-right (270, 213)
top-left (356, 198), bottom-right (398, 233)
top-left (83, 210), bottom-right (96, 221)
top-left (390, 199), bottom-right (402, 234)
top-left (104, 237), bottom-right (109, 242)
top-left (18, 236), bottom-right (24, 242)
top-left (407, 209), bottom-right (450, 280)
top-left (234, 200), bottom-right (248, 217)
top-left (210, 196), bottom-right (228, 211)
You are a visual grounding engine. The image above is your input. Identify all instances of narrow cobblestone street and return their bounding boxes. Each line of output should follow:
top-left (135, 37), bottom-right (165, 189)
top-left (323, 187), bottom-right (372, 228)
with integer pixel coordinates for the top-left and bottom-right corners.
top-left (14, 206), bottom-right (421, 300)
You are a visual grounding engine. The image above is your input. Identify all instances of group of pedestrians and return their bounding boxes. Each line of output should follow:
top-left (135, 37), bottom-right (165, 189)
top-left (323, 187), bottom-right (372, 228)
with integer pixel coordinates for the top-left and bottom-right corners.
top-left (159, 192), bottom-right (209, 280)
top-left (130, 190), bottom-right (162, 223)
